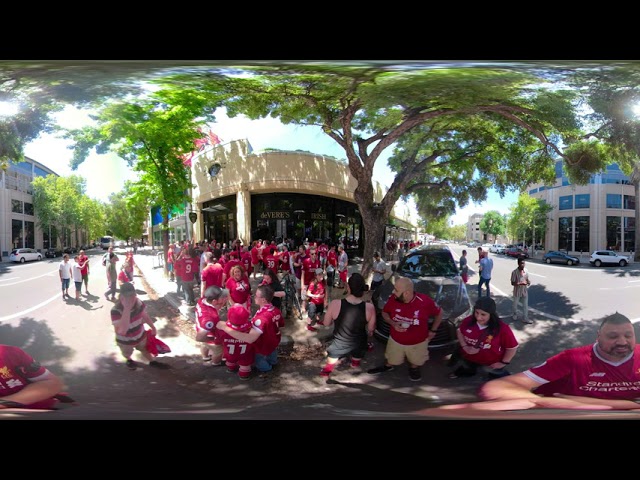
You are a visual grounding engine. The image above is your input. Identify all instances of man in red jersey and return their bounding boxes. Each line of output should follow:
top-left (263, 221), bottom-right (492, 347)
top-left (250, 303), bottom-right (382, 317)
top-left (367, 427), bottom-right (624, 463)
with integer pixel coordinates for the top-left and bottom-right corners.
top-left (300, 248), bottom-right (321, 313)
top-left (217, 284), bottom-right (284, 376)
top-left (177, 247), bottom-right (198, 306)
top-left (0, 344), bottom-right (67, 410)
top-left (240, 245), bottom-right (252, 275)
top-left (194, 286), bottom-right (229, 365)
top-left (262, 246), bottom-right (280, 277)
top-left (201, 252), bottom-right (223, 296)
top-left (279, 244), bottom-right (292, 277)
top-left (367, 276), bottom-right (442, 382)
top-left (428, 312), bottom-right (640, 412)
top-left (250, 240), bottom-right (263, 280)
top-left (77, 249), bottom-right (90, 294)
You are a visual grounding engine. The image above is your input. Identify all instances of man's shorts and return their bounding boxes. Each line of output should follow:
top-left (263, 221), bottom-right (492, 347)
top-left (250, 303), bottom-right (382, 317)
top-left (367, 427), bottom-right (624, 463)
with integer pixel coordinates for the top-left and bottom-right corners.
top-left (385, 337), bottom-right (429, 366)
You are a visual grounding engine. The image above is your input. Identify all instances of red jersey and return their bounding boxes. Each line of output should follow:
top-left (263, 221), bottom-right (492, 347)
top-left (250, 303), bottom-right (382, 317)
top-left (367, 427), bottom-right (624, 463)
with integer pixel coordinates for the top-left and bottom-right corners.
top-left (194, 297), bottom-right (221, 345)
top-left (223, 258), bottom-right (242, 279)
top-left (179, 257), bottom-right (198, 282)
top-left (250, 246), bottom-right (261, 266)
top-left (241, 251), bottom-right (251, 273)
top-left (77, 254), bottom-right (89, 275)
top-left (526, 344), bottom-right (640, 400)
top-left (251, 304), bottom-right (284, 355)
top-left (263, 253), bottom-right (279, 275)
top-left (221, 303), bottom-right (254, 366)
top-left (118, 269), bottom-right (131, 283)
top-left (457, 316), bottom-right (518, 365)
top-left (382, 292), bottom-right (442, 345)
top-left (226, 276), bottom-right (252, 305)
top-left (327, 250), bottom-right (338, 268)
top-left (279, 251), bottom-right (291, 273)
top-left (201, 263), bottom-right (224, 288)
top-left (307, 280), bottom-right (327, 306)
top-left (301, 257), bottom-right (321, 285)
top-left (0, 345), bottom-right (57, 409)
top-left (317, 244), bottom-right (328, 260)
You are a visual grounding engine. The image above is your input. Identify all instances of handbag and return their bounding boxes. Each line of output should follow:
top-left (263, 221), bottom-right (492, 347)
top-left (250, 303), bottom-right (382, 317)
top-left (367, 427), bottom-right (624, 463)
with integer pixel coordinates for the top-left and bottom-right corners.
top-left (146, 331), bottom-right (171, 356)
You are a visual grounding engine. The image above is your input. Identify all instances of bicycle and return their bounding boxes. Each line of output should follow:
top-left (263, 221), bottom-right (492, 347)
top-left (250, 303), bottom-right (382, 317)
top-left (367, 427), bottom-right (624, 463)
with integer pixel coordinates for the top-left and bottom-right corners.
top-left (280, 273), bottom-right (303, 321)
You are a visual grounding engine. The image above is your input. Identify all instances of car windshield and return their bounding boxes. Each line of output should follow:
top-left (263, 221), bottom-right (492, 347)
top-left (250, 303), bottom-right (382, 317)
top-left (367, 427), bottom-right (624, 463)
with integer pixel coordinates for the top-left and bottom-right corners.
top-left (398, 250), bottom-right (459, 277)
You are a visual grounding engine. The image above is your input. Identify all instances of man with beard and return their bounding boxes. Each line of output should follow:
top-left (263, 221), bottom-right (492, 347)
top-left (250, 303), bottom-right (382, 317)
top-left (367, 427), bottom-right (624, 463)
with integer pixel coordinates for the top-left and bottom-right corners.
top-left (367, 276), bottom-right (442, 382)
top-left (430, 312), bottom-right (640, 412)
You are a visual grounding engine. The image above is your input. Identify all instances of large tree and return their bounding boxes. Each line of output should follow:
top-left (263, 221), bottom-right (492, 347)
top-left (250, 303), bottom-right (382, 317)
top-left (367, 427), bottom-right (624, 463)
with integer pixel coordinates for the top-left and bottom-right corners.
top-left (65, 88), bottom-right (222, 274)
top-left (169, 65), bottom-right (602, 278)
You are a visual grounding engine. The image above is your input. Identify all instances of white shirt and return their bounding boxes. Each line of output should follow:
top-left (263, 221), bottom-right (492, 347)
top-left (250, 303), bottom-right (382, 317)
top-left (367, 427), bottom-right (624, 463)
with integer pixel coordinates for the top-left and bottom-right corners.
top-left (59, 260), bottom-right (72, 279)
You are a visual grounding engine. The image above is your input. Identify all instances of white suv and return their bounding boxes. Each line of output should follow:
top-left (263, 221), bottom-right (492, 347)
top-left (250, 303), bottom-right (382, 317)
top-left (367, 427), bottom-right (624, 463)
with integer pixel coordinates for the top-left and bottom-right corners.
top-left (589, 250), bottom-right (630, 267)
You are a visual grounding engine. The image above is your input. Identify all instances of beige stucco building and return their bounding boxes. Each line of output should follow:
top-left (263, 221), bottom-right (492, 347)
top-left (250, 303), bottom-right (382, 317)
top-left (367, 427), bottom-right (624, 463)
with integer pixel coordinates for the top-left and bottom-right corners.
top-left (177, 138), bottom-right (416, 255)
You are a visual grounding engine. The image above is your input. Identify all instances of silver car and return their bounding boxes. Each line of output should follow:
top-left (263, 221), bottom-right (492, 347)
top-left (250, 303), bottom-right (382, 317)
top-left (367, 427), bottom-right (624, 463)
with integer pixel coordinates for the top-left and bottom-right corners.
top-left (9, 248), bottom-right (42, 263)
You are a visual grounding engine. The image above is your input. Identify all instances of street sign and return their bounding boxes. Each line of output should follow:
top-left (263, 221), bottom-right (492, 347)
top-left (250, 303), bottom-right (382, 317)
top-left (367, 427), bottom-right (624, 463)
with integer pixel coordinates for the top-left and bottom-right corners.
top-left (188, 212), bottom-right (197, 224)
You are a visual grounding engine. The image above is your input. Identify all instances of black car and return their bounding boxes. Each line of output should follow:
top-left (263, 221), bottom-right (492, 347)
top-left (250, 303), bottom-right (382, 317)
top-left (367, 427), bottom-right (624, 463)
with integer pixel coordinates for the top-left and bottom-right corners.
top-left (372, 244), bottom-right (473, 354)
top-left (543, 250), bottom-right (580, 266)
top-left (44, 248), bottom-right (62, 258)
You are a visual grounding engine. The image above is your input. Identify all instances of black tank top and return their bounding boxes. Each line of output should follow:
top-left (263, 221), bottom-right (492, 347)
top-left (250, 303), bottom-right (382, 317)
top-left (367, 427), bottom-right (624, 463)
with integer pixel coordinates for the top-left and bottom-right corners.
top-left (333, 299), bottom-right (367, 344)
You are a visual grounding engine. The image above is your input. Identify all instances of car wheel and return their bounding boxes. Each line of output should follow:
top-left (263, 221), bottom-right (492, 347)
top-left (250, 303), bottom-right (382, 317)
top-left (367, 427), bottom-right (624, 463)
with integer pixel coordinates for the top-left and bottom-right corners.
top-left (567, 260), bottom-right (573, 266)
top-left (620, 260), bottom-right (628, 267)
top-left (546, 258), bottom-right (551, 264)
top-left (594, 259), bottom-right (602, 267)
top-left (20, 257), bottom-right (25, 263)
top-left (37, 255), bottom-right (42, 261)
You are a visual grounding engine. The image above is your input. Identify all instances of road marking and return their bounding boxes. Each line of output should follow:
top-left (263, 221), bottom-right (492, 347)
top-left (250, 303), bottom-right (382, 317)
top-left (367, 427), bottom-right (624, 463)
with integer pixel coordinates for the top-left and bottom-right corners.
top-left (0, 277), bottom-right (19, 282)
top-left (0, 292), bottom-right (62, 321)
top-left (0, 270), bottom-right (59, 287)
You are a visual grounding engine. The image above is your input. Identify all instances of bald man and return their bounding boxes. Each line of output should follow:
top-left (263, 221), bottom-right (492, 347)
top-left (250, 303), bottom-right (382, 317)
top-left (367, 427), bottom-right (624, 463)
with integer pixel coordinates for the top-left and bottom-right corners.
top-left (367, 277), bottom-right (443, 381)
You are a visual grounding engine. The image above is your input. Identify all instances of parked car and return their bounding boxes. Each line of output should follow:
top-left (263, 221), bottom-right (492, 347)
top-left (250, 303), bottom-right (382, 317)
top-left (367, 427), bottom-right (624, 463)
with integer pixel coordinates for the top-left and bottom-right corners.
top-left (543, 250), bottom-right (580, 266)
top-left (372, 244), bottom-right (473, 354)
top-left (589, 250), bottom-right (630, 267)
top-left (505, 247), bottom-right (529, 259)
top-left (489, 243), bottom-right (506, 254)
top-left (63, 246), bottom-right (77, 254)
top-left (9, 248), bottom-right (42, 263)
top-left (44, 248), bottom-right (62, 258)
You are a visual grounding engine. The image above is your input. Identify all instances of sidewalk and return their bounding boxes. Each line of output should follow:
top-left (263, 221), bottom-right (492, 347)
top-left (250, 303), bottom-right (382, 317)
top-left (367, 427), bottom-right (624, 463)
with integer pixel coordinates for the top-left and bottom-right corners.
top-left (131, 247), bottom-right (373, 348)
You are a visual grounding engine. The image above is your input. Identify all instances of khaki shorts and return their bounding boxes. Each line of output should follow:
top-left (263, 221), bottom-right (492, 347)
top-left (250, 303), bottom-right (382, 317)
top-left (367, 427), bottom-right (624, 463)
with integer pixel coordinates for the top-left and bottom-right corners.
top-left (201, 342), bottom-right (223, 357)
top-left (385, 337), bottom-right (429, 366)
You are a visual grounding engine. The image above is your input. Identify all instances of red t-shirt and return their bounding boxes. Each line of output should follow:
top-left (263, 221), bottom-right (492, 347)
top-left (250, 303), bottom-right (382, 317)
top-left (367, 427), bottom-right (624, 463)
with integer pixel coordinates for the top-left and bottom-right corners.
top-left (279, 251), bottom-right (291, 273)
top-left (301, 257), bottom-right (321, 285)
top-left (307, 280), bottom-right (327, 305)
top-left (202, 263), bottom-right (224, 288)
top-left (327, 250), bottom-right (338, 267)
top-left (251, 304), bottom-right (284, 355)
top-left (526, 344), bottom-right (640, 400)
top-left (382, 292), bottom-right (442, 345)
top-left (225, 276), bottom-right (252, 305)
top-left (263, 253), bottom-right (279, 275)
top-left (195, 297), bottom-right (221, 345)
top-left (179, 257), bottom-right (198, 282)
top-left (0, 345), bottom-right (57, 409)
top-left (457, 316), bottom-right (518, 365)
top-left (220, 303), bottom-right (254, 366)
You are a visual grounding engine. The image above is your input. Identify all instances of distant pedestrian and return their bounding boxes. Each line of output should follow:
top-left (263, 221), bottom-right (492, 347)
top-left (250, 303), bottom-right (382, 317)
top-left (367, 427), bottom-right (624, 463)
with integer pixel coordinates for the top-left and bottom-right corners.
top-left (59, 254), bottom-right (72, 300)
top-left (72, 255), bottom-right (83, 300)
top-left (337, 245), bottom-right (349, 290)
top-left (104, 246), bottom-right (119, 302)
top-left (477, 250), bottom-right (493, 297)
top-left (77, 249), bottom-right (90, 294)
top-left (459, 249), bottom-right (469, 284)
top-left (510, 258), bottom-right (531, 324)
top-left (305, 268), bottom-right (328, 331)
top-left (370, 251), bottom-right (387, 291)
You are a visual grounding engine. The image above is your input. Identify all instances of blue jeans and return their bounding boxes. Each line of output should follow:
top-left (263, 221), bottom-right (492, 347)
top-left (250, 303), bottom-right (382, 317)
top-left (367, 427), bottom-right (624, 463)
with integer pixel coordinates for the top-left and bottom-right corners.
top-left (478, 276), bottom-right (491, 297)
top-left (255, 350), bottom-right (278, 372)
top-left (61, 278), bottom-right (70, 292)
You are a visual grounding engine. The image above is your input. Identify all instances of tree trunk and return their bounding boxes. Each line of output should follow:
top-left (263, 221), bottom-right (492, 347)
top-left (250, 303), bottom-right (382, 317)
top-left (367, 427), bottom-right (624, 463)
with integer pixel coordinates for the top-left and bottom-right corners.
top-left (360, 207), bottom-right (387, 285)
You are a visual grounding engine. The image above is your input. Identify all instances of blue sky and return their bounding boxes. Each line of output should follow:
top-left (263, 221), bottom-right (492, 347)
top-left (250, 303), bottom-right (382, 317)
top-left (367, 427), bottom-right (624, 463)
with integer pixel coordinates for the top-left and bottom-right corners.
top-left (23, 106), bottom-right (516, 227)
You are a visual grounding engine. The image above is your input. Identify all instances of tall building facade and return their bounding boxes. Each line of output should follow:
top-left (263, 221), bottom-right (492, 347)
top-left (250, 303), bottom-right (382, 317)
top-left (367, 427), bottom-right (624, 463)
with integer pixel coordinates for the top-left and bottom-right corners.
top-left (529, 161), bottom-right (635, 254)
top-left (0, 157), bottom-right (59, 258)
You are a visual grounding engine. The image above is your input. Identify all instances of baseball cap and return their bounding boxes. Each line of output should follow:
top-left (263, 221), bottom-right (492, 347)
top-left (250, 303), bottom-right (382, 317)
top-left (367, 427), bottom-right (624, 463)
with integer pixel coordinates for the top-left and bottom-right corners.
top-left (120, 282), bottom-right (136, 297)
top-left (315, 268), bottom-right (324, 275)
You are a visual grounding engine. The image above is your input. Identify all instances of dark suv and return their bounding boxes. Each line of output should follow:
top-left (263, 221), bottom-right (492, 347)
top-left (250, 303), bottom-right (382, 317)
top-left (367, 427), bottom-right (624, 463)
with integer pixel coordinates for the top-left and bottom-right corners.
top-left (372, 244), bottom-right (473, 354)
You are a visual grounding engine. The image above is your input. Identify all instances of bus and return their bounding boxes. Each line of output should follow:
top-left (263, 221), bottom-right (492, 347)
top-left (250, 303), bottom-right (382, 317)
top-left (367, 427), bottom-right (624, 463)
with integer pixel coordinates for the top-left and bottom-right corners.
top-left (100, 236), bottom-right (114, 250)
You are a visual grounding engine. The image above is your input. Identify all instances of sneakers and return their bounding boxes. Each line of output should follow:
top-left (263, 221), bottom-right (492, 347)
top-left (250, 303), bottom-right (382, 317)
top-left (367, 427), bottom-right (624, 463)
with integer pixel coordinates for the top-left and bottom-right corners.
top-left (202, 356), bottom-right (212, 362)
top-left (522, 318), bottom-right (533, 324)
top-left (149, 360), bottom-right (170, 370)
top-left (227, 365), bottom-right (239, 373)
top-left (367, 364), bottom-right (394, 375)
top-left (409, 367), bottom-right (422, 381)
top-left (126, 359), bottom-right (137, 370)
top-left (239, 371), bottom-right (251, 381)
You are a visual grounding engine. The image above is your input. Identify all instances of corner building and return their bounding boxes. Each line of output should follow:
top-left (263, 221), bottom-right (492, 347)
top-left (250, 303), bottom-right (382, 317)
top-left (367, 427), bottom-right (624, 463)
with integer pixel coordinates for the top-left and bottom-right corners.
top-left (529, 161), bottom-right (635, 254)
top-left (190, 139), bottom-right (416, 255)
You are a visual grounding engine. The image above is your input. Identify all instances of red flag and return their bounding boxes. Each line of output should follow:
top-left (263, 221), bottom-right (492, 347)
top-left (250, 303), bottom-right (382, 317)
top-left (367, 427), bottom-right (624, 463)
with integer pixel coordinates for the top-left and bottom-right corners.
top-left (208, 131), bottom-right (221, 145)
top-left (181, 151), bottom-right (194, 167)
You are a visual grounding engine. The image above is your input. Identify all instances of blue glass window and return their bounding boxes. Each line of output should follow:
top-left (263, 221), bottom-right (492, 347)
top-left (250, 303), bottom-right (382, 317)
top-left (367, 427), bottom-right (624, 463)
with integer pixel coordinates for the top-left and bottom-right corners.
top-left (606, 194), bottom-right (622, 209)
top-left (559, 195), bottom-right (573, 210)
top-left (574, 194), bottom-right (590, 209)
